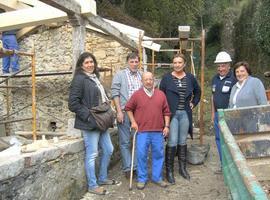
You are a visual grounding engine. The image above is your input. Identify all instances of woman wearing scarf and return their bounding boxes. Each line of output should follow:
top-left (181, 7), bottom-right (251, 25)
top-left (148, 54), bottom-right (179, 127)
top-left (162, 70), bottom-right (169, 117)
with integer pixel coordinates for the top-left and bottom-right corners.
top-left (68, 52), bottom-right (118, 195)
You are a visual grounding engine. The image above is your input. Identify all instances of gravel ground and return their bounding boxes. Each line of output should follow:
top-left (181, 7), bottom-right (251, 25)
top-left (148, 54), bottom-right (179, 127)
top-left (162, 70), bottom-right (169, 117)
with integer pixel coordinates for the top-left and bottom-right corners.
top-left (81, 135), bottom-right (230, 200)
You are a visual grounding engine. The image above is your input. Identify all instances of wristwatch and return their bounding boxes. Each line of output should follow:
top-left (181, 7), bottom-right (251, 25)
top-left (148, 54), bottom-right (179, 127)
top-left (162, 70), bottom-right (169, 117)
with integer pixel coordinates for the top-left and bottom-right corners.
top-left (165, 125), bottom-right (170, 128)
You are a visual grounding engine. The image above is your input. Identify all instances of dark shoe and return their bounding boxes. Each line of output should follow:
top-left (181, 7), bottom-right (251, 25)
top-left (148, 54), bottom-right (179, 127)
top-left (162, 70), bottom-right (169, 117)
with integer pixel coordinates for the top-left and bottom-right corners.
top-left (125, 170), bottom-right (136, 179)
top-left (177, 144), bottom-right (190, 180)
top-left (98, 179), bottom-right (121, 186)
top-left (88, 186), bottom-right (107, 195)
top-left (125, 171), bottom-right (130, 179)
top-left (136, 182), bottom-right (146, 190)
top-left (165, 145), bottom-right (176, 184)
top-left (153, 180), bottom-right (169, 188)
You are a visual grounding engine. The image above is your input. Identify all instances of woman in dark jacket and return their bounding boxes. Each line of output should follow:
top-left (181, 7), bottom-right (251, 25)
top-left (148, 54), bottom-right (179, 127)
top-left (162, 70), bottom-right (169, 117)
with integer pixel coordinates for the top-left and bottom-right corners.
top-left (160, 53), bottom-right (201, 183)
top-left (68, 52), bottom-right (117, 195)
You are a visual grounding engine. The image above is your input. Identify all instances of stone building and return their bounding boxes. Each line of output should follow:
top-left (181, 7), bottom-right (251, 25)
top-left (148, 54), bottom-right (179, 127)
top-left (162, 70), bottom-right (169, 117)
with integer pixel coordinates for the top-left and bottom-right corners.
top-left (0, 22), bottom-right (131, 135)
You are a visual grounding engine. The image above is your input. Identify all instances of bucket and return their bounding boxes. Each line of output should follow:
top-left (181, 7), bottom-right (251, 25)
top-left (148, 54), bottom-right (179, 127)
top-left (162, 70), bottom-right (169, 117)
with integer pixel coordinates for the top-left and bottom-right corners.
top-left (187, 143), bottom-right (210, 165)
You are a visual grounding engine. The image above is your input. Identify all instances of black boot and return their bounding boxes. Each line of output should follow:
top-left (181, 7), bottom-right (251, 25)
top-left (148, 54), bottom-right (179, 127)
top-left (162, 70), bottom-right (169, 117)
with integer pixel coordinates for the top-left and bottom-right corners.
top-left (177, 144), bottom-right (190, 180)
top-left (165, 146), bottom-right (176, 184)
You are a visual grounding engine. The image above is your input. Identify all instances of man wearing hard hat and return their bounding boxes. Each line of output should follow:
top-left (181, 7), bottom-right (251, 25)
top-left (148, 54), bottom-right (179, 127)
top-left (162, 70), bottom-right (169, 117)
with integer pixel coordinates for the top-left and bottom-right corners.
top-left (211, 51), bottom-right (237, 173)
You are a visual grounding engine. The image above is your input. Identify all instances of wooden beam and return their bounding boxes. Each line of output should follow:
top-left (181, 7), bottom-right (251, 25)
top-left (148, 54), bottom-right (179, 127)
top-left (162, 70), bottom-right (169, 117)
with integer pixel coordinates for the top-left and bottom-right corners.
top-left (0, 0), bottom-right (41, 39)
top-left (75, 0), bottom-right (96, 16)
top-left (0, 0), bottom-right (37, 37)
top-left (39, 0), bottom-right (81, 15)
top-left (0, 7), bottom-right (67, 31)
top-left (0, 0), bottom-right (134, 50)
top-left (39, 0), bottom-right (81, 26)
top-left (0, 0), bottom-right (95, 31)
top-left (86, 15), bottom-right (137, 50)
top-left (18, 0), bottom-right (47, 7)
top-left (39, 0), bottom-right (96, 16)
top-left (17, 26), bottom-right (37, 39)
top-left (1, 0), bottom-right (58, 38)
top-left (0, 0), bottom-right (28, 11)
top-left (71, 14), bottom-right (86, 72)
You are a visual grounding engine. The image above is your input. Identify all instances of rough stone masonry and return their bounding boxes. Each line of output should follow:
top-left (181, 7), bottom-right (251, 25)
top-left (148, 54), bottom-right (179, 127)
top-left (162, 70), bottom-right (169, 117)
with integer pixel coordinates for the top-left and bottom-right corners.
top-left (0, 138), bottom-right (86, 200)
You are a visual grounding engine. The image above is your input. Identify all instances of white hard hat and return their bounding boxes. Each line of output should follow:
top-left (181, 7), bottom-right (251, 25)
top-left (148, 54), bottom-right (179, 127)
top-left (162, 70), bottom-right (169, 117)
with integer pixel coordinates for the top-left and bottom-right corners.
top-left (214, 51), bottom-right (232, 63)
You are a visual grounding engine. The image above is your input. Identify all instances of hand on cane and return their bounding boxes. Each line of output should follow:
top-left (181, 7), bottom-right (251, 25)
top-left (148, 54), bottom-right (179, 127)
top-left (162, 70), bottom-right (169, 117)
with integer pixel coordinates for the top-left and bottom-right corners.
top-left (130, 121), bottom-right (138, 132)
top-left (129, 126), bottom-right (137, 190)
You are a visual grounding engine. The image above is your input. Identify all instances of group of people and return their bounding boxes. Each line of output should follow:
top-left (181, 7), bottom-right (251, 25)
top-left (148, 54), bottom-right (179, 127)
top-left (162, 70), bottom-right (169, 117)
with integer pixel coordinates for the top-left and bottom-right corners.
top-left (68, 50), bottom-right (268, 195)
top-left (211, 51), bottom-right (268, 172)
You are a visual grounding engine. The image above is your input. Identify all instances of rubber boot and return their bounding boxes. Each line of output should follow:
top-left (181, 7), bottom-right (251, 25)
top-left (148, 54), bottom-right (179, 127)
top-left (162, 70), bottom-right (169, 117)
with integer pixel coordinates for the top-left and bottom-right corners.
top-left (165, 146), bottom-right (176, 184)
top-left (177, 144), bottom-right (190, 180)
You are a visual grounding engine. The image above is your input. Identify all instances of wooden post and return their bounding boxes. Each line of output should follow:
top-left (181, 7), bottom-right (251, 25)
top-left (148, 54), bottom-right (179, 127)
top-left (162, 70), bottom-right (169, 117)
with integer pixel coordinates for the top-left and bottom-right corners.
top-left (138, 31), bottom-right (144, 70)
top-left (31, 48), bottom-right (37, 141)
top-left (70, 14), bottom-right (86, 74)
top-left (199, 29), bottom-right (205, 144)
top-left (152, 50), bottom-right (155, 74)
top-left (5, 79), bottom-right (10, 136)
top-left (190, 42), bottom-right (195, 75)
top-left (178, 26), bottom-right (190, 53)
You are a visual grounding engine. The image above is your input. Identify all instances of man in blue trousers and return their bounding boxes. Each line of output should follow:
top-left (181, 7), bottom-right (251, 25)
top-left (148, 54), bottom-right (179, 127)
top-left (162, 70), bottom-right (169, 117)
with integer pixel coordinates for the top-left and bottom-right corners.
top-left (211, 51), bottom-right (236, 173)
top-left (1, 30), bottom-right (20, 74)
top-left (125, 72), bottom-right (171, 190)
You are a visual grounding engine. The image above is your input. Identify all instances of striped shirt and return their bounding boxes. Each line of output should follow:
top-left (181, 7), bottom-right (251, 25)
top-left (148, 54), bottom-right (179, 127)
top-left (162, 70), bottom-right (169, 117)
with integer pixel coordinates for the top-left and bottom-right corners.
top-left (173, 76), bottom-right (187, 110)
top-left (125, 68), bottom-right (142, 98)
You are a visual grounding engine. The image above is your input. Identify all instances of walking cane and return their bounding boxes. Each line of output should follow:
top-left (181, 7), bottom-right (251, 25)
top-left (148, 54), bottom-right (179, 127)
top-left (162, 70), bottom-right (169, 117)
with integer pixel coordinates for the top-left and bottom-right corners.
top-left (129, 129), bottom-right (138, 191)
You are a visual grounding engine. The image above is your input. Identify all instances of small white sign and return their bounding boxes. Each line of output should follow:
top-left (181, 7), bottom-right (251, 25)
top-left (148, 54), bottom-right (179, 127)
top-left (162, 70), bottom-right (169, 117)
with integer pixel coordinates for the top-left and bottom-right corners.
top-left (178, 26), bottom-right (190, 32)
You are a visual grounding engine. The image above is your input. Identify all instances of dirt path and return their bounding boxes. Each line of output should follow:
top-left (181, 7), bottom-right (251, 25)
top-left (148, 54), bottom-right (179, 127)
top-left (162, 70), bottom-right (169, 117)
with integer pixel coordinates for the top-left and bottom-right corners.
top-left (81, 135), bottom-right (230, 200)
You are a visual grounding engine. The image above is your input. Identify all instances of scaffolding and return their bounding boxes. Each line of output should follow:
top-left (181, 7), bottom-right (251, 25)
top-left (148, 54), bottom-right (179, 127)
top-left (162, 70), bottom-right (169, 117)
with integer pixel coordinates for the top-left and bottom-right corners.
top-left (138, 28), bottom-right (206, 144)
top-left (0, 47), bottom-right (37, 140)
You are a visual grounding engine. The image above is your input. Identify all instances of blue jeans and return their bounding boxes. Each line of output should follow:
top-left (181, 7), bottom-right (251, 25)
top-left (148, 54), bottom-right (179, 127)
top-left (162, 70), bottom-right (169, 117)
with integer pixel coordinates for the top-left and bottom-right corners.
top-left (168, 110), bottom-right (189, 147)
top-left (2, 35), bottom-right (20, 73)
top-left (136, 132), bottom-right (164, 183)
top-left (117, 112), bottom-right (137, 172)
top-left (214, 112), bottom-right (222, 163)
top-left (82, 129), bottom-right (114, 189)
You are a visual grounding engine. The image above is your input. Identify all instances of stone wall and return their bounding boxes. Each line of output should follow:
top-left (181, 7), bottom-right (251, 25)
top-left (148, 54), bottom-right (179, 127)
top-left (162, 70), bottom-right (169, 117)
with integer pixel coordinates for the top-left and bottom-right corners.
top-left (0, 23), bottom-right (130, 134)
top-left (0, 139), bottom-right (86, 200)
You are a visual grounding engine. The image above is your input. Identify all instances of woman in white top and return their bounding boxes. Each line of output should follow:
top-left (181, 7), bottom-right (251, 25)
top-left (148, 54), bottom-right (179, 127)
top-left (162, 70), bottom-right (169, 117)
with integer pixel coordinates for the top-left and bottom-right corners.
top-left (229, 61), bottom-right (268, 108)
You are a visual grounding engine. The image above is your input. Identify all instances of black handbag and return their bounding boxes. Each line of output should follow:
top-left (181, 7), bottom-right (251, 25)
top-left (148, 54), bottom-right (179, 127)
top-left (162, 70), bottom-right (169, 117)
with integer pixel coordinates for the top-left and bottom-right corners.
top-left (89, 101), bottom-right (115, 132)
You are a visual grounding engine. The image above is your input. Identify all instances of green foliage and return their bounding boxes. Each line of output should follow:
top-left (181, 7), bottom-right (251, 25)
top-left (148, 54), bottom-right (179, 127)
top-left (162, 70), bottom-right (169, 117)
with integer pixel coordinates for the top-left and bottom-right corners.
top-left (202, 0), bottom-right (238, 67)
top-left (255, 0), bottom-right (270, 55)
top-left (123, 0), bottom-right (203, 37)
top-left (201, 0), bottom-right (237, 28)
top-left (233, 0), bottom-right (259, 67)
top-left (232, 0), bottom-right (270, 88)
top-left (206, 23), bottom-right (222, 44)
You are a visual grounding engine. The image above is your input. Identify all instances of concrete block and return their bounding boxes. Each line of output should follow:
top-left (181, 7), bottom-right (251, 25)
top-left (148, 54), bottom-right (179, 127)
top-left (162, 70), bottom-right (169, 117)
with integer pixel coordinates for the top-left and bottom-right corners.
top-left (0, 156), bottom-right (24, 180)
top-left (22, 139), bottom-right (84, 167)
top-left (66, 118), bottom-right (82, 137)
top-left (22, 146), bottom-right (63, 167)
top-left (54, 138), bottom-right (84, 154)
